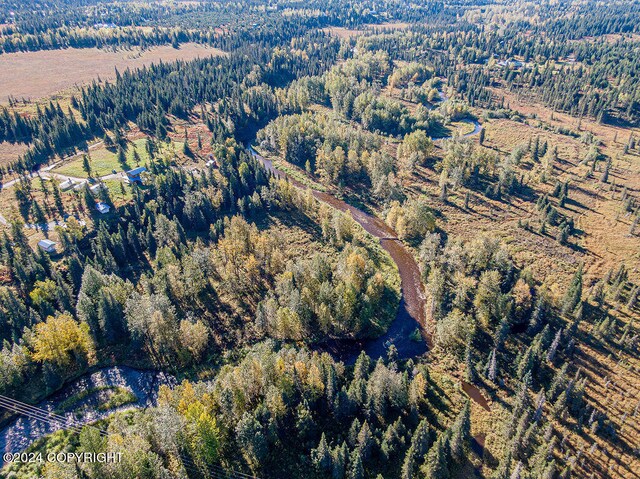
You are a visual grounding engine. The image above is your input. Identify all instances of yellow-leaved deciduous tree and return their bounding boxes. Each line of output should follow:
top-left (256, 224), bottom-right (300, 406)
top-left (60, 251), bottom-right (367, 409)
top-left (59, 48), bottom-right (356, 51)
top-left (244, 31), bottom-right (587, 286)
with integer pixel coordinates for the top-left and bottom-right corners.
top-left (215, 215), bottom-right (283, 299)
top-left (41, 461), bottom-right (77, 479)
top-left (306, 363), bottom-right (325, 400)
top-left (409, 371), bottom-right (428, 408)
top-left (344, 250), bottom-right (368, 293)
top-left (512, 278), bottom-right (533, 321)
top-left (386, 196), bottom-right (436, 243)
top-left (184, 400), bottom-right (220, 468)
top-left (315, 145), bottom-right (346, 184)
top-left (397, 130), bottom-right (434, 177)
top-left (29, 279), bottom-right (58, 317)
top-left (435, 309), bottom-right (472, 352)
top-left (275, 307), bottom-right (303, 340)
top-left (31, 314), bottom-right (95, 368)
top-left (388, 62), bottom-right (433, 89)
top-left (439, 136), bottom-right (493, 189)
top-left (29, 279), bottom-right (57, 305)
top-left (332, 209), bottom-right (355, 246)
top-left (365, 272), bottom-right (385, 305)
top-left (179, 319), bottom-right (209, 362)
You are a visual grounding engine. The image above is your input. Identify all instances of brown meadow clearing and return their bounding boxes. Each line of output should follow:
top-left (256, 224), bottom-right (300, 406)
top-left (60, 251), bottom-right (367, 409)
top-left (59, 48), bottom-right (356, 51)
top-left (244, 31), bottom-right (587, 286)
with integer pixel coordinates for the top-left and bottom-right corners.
top-left (0, 43), bottom-right (226, 103)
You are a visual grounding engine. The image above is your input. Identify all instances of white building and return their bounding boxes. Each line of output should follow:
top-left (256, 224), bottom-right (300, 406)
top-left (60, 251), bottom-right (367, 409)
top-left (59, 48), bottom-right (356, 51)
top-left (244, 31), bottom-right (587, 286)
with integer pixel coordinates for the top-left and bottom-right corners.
top-left (73, 181), bottom-right (87, 191)
top-left (59, 179), bottom-right (74, 191)
top-left (37, 239), bottom-right (56, 253)
top-left (96, 202), bottom-right (110, 214)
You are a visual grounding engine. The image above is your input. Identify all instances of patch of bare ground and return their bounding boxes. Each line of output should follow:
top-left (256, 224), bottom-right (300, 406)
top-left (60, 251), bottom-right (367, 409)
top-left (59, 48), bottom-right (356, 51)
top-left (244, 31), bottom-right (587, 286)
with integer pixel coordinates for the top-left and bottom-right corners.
top-left (486, 86), bottom-right (640, 161)
top-left (321, 27), bottom-right (364, 38)
top-left (364, 22), bottom-right (413, 31)
top-left (0, 43), bottom-right (227, 103)
top-left (0, 142), bottom-right (28, 167)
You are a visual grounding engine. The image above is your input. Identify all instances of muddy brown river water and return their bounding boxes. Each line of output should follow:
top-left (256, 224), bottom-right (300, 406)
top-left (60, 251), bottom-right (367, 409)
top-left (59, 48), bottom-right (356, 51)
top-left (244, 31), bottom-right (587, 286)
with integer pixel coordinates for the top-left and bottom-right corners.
top-left (0, 140), bottom-right (490, 461)
top-left (250, 146), bottom-right (492, 461)
top-left (250, 147), bottom-right (430, 363)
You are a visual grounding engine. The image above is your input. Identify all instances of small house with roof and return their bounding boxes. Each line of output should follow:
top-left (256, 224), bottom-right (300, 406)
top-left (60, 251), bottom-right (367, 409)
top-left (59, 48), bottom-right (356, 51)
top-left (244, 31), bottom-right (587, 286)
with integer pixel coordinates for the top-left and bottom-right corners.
top-left (59, 179), bottom-right (74, 191)
top-left (96, 202), bottom-right (110, 214)
top-left (89, 183), bottom-right (104, 195)
top-left (126, 166), bottom-right (147, 184)
top-left (73, 181), bottom-right (88, 192)
top-left (38, 239), bottom-right (57, 253)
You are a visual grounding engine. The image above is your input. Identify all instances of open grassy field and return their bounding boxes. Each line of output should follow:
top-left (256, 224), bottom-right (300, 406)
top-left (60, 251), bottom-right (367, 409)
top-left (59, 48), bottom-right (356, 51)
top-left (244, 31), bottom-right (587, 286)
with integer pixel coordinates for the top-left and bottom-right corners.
top-left (322, 22), bottom-right (411, 38)
top-left (53, 138), bottom-right (184, 178)
top-left (0, 43), bottom-right (226, 103)
top-left (321, 26), bottom-right (364, 38)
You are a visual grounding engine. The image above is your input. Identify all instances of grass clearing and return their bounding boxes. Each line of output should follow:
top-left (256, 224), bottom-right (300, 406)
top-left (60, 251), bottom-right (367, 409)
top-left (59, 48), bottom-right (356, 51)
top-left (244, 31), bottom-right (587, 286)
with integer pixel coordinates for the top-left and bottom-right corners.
top-left (55, 385), bottom-right (138, 415)
top-left (97, 388), bottom-right (138, 411)
top-left (272, 159), bottom-right (329, 192)
top-left (53, 138), bottom-right (184, 178)
top-left (0, 43), bottom-right (227, 103)
top-left (449, 120), bottom-right (477, 136)
top-left (322, 26), bottom-right (364, 38)
top-left (54, 138), bottom-right (149, 177)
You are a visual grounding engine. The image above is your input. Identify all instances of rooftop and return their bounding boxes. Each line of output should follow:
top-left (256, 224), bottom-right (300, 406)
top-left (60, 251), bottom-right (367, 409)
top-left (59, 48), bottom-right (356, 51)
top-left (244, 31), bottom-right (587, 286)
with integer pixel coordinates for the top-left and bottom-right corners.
top-left (126, 166), bottom-right (147, 176)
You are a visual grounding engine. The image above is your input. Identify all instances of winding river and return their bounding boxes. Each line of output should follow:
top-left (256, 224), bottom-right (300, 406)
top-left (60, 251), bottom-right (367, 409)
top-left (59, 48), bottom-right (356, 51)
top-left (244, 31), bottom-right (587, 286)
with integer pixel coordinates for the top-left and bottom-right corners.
top-left (0, 118), bottom-right (484, 461)
top-left (0, 367), bottom-right (174, 464)
top-left (249, 147), bottom-right (431, 363)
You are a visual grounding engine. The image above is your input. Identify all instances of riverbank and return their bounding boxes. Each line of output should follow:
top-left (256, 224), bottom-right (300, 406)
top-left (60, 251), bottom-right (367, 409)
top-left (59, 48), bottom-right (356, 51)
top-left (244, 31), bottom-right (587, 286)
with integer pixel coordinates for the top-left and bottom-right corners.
top-left (250, 146), bottom-right (430, 362)
top-left (0, 366), bottom-right (173, 464)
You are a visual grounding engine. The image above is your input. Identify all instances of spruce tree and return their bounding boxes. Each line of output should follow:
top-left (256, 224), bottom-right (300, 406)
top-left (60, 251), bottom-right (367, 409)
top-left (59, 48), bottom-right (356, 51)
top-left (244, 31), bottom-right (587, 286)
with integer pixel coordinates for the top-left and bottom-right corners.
top-left (495, 316), bottom-right (510, 351)
top-left (485, 348), bottom-right (497, 382)
top-left (348, 450), bottom-right (364, 479)
top-left (510, 461), bottom-right (523, 479)
top-left (532, 137), bottom-right (540, 162)
top-left (421, 433), bottom-right (450, 479)
top-left (533, 390), bottom-right (546, 423)
top-left (601, 158), bottom-right (611, 183)
top-left (357, 421), bottom-right (374, 462)
top-left (103, 132), bottom-right (114, 149)
top-left (546, 329), bottom-right (562, 363)
top-left (450, 400), bottom-right (471, 463)
top-left (332, 442), bottom-right (348, 479)
top-left (627, 285), bottom-right (638, 309)
top-left (527, 298), bottom-right (545, 335)
top-left (492, 451), bottom-right (512, 479)
top-left (440, 181), bottom-right (448, 203)
top-left (117, 146), bottom-right (127, 168)
top-left (465, 340), bottom-right (476, 383)
top-left (561, 265), bottom-right (582, 315)
top-left (312, 433), bottom-right (333, 474)
top-left (82, 154), bottom-right (92, 177)
top-left (82, 184), bottom-right (95, 212)
top-left (401, 448), bottom-right (416, 479)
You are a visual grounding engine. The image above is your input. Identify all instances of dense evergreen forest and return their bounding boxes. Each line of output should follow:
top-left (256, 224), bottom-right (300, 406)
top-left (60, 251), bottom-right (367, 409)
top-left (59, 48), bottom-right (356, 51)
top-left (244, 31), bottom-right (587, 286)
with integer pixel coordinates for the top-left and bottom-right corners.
top-left (0, 1), bottom-right (639, 479)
